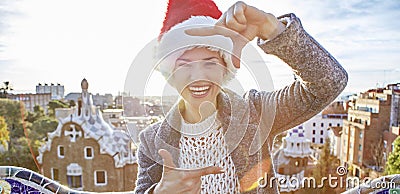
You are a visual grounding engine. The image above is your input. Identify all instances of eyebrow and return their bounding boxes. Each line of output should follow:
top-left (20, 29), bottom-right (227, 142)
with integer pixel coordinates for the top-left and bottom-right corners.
top-left (176, 57), bottom-right (220, 62)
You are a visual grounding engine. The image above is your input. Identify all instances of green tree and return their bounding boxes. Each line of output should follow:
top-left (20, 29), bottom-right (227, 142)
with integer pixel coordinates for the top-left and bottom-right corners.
top-left (0, 99), bottom-right (46, 173)
top-left (26, 105), bottom-right (45, 123)
top-left (48, 100), bottom-right (69, 117)
top-left (30, 116), bottom-right (58, 141)
top-left (0, 99), bottom-right (25, 138)
top-left (0, 81), bottom-right (13, 98)
top-left (69, 100), bottom-right (76, 107)
top-left (0, 137), bottom-right (40, 172)
top-left (0, 116), bottom-right (9, 148)
top-left (385, 136), bottom-right (400, 175)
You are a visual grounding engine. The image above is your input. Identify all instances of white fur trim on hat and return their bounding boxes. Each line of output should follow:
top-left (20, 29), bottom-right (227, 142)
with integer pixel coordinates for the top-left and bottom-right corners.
top-left (156, 16), bottom-right (237, 84)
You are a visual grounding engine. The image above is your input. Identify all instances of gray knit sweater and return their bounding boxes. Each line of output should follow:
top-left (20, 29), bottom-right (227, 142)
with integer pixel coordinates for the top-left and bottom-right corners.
top-left (134, 13), bottom-right (348, 194)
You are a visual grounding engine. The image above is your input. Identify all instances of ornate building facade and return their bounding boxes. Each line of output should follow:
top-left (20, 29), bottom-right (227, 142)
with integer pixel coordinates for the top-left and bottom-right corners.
top-left (274, 125), bottom-right (313, 193)
top-left (37, 79), bottom-right (137, 192)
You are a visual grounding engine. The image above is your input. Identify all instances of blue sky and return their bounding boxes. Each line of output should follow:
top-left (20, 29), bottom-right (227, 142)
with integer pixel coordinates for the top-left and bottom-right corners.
top-left (0, 0), bottom-right (399, 96)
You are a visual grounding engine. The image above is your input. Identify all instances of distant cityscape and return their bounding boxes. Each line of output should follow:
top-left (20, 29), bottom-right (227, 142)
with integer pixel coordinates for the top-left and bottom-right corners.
top-left (0, 79), bottom-right (399, 193)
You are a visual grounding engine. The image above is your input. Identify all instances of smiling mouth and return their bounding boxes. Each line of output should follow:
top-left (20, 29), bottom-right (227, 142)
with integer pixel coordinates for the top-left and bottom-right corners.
top-left (188, 84), bottom-right (211, 97)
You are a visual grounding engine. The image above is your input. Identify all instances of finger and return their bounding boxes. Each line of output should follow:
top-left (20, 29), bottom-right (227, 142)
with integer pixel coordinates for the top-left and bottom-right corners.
top-left (233, 1), bottom-right (247, 25)
top-left (232, 45), bottom-right (242, 69)
top-left (185, 166), bottom-right (224, 179)
top-left (185, 25), bottom-right (239, 40)
top-left (158, 149), bottom-right (177, 169)
top-left (241, 25), bottom-right (259, 41)
top-left (184, 26), bottom-right (219, 37)
top-left (231, 33), bottom-right (249, 68)
top-left (225, 7), bottom-right (246, 32)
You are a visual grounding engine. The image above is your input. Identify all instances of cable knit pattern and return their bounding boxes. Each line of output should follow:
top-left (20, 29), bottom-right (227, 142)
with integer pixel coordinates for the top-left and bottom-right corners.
top-left (179, 112), bottom-right (241, 193)
top-left (135, 13), bottom-right (348, 194)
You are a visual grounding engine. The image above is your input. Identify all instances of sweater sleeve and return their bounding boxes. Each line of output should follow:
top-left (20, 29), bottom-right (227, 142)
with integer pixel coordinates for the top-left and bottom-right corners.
top-left (249, 13), bottom-right (348, 140)
top-left (134, 124), bottom-right (162, 194)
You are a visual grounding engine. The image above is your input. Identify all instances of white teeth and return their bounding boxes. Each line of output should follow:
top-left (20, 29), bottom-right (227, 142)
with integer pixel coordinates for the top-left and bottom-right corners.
top-left (188, 85), bottom-right (211, 96)
top-left (193, 91), bottom-right (207, 95)
top-left (189, 86), bottom-right (210, 91)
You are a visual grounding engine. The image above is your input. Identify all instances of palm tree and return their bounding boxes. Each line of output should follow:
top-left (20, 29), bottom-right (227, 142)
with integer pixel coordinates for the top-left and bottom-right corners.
top-left (0, 81), bottom-right (13, 98)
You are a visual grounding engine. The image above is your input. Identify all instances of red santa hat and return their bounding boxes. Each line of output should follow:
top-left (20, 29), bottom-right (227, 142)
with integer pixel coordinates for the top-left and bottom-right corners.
top-left (156, 0), bottom-right (237, 83)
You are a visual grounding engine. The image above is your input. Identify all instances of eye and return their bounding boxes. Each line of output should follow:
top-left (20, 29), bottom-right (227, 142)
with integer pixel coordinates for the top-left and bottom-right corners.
top-left (176, 62), bottom-right (190, 67)
top-left (204, 61), bottom-right (218, 66)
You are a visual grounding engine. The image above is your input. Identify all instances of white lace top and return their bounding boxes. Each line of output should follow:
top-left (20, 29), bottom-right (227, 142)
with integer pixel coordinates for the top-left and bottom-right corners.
top-left (179, 112), bottom-right (240, 193)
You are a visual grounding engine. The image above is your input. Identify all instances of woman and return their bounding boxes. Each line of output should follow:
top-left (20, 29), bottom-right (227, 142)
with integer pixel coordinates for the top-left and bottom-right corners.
top-left (135, 0), bottom-right (348, 193)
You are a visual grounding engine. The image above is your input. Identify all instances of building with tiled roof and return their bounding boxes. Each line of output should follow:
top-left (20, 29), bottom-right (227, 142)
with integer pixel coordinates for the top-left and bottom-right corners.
top-left (37, 79), bottom-right (137, 192)
top-left (274, 125), bottom-right (313, 193)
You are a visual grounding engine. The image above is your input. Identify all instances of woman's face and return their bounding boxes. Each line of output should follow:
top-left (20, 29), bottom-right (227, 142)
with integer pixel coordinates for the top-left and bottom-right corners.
top-left (169, 47), bottom-right (226, 109)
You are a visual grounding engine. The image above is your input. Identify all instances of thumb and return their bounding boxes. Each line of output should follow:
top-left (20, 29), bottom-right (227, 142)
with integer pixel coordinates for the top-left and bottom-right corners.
top-left (184, 26), bottom-right (219, 37)
top-left (158, 149), bottom-right (177, 170)
top-left (231, 35), bottom-right (248, 68)
top-left (231, 41), bottom-right (243, 68)
top-left (185, 26), bottom-right (247, 69)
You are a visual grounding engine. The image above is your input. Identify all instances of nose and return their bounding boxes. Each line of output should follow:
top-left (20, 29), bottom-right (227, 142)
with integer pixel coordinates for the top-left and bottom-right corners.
top-left (189, 63), bottom-right (208, 81)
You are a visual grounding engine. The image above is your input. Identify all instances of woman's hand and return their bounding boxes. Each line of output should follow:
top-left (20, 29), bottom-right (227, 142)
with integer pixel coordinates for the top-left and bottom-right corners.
top-left (153, 149), bottom-right (224, 194)
top-left (185, 1), bottom-right (285, 68)
top-left (217, 1), bottom-right (285, 41)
